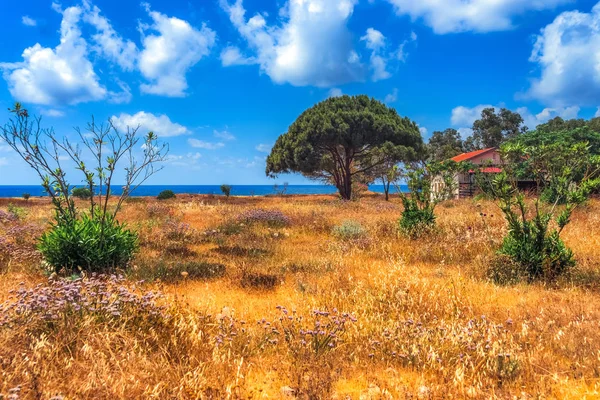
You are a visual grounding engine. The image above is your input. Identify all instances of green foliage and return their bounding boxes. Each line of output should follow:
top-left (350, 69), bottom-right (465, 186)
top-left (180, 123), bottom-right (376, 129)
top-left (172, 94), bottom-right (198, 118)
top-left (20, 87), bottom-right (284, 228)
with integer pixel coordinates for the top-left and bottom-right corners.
top-left (266, 95), bottom-right (425, 200)
top-left (398, 161), bottom-right (466, 238)
top-left (220, 184), bottom-right (232, 198)
top-left (72, 187), bottom-right (92, 200)
top-left (39, 214), bottom-right (138, 274)
top-left (481, 141), bottom-right (600, 281)
top-left (22, 193), bottom-right (30, 201)
top-left (428, 128), bottom-right (465, 162)
top-left (332, 220), bottom-right (367, 240)
top-left (1, 103), bottom-right (167, 274)
top-left (465, 107), bottom-right (527, 150)
top-left (157, 190), bottom-right (176, 200)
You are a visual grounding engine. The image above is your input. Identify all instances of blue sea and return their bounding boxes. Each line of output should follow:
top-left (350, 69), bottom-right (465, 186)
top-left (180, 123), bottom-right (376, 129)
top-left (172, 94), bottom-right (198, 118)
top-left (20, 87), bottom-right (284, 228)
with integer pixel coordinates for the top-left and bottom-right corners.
top-left (0, 184), bottom-right (408, 198)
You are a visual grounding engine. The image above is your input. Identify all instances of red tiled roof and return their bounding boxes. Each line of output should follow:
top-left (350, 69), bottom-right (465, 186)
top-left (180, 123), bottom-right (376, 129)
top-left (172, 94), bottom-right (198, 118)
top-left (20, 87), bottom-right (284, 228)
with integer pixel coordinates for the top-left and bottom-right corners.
top-left (451, 147), bottom-right (497, 162)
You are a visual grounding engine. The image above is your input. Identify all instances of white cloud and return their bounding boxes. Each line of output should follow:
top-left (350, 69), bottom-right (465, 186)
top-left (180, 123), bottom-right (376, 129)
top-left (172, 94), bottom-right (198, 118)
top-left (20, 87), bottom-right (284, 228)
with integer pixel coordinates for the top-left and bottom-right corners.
top-left (328, 88), bottom-right (343, 98)
top-left (384, 88), bottom-right (398, 103)
top-left (385, 0), bottom-right (569, 34)
top-left (42, 109), bottom-right (66, 117)
top-left (256, 143), bottom-right (272, 153)
top-left (188, 139), bottom-right (225, 150)
top-left (525, 4), bottom-right (600, 106)
top-left (139, 3), bottom-right (216, 97)
top-left (81, 0), bottom-right (138, 71)
top-left (220, 0), bottom-right (365, 87)
top-left (220, 46), bottom-right (255, 66)
top-left (0, 5), bottom-right (107, 106)
top-left (111, 111), bottom-right (189, 137)
top-left (451, 104), bottom-right (581, 132)
top-left (214, 129), bottom-right (235, 141)
top-left (361, 28), bottom-right (391, 81)
top-left (419, 126), bottom-right (428, 136)
top-left (451, 104), bottom-right (494, 127)
top-left (22, 16), bottom-right (37, 27)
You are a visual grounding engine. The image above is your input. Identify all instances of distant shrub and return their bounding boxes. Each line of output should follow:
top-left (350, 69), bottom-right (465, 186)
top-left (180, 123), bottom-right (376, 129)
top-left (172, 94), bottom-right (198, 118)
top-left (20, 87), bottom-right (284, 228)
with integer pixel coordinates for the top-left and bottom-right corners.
top-left (38, 214), bottom-right (138, 273)
top-left (72, 187), bottom-right (92, 200)
top-left (220, 184), bottom-right (232, 198)
top-left (22, 193), bottom-right (30, 201)
top-left (238, 208), bottom-right (290, 227)
top-left (131, 259), bottom-right (226, 283)
top-left (157, 190), bottom-right (176, 200)
top-left (332, 220), bottom-right (366, 240)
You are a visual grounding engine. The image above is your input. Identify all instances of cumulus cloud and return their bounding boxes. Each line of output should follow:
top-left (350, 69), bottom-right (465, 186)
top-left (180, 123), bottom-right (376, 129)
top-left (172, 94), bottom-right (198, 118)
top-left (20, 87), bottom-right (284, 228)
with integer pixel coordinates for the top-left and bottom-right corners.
top-left (22, 16), bottom-right (37, 27)
top-left (451, 104), bottom-right (581, 131)
top-left (361, 28), bottom-right (391, 81)
top-left (0, 5), bottom-right (107, 106)
top-left (111, 111), bottom-right (189, 137)
top-left (138, 3), bottom-right (216, 97)
top-left (220, 0), bottom-right (365, 87)
top-left (82, 0), bottom-right (138, 71)
top-left (525, 4), bottom-right (600, 106)
top-left (220, 46), bottom-right (255, 66)
top-left (188, 139), bottom-right (225, 150)
top-left (385, 0), bottom-right (568, 34)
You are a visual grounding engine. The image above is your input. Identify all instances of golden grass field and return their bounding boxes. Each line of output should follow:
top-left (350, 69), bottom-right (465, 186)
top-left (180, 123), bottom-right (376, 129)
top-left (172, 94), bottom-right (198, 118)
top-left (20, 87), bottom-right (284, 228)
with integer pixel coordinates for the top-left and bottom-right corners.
top-left (2, 193), bottom-right (600, 399)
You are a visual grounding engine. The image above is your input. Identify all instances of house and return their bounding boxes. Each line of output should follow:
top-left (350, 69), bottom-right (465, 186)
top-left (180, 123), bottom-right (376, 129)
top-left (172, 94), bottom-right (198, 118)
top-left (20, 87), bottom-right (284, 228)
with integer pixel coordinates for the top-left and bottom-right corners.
top-left (432, 147), bottom-right (537, 199)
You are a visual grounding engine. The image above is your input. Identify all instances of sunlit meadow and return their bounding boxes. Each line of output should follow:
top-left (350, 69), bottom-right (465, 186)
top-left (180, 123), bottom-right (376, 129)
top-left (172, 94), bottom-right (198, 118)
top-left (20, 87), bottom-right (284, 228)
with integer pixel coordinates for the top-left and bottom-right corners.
top-left (1, 193), bottom-right (600, 399)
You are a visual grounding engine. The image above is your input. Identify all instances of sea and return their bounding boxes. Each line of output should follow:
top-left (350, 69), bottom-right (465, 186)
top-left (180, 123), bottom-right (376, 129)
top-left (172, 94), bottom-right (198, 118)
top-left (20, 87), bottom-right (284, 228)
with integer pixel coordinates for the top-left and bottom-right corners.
top-left (0, 184), bottom-right (408, 198)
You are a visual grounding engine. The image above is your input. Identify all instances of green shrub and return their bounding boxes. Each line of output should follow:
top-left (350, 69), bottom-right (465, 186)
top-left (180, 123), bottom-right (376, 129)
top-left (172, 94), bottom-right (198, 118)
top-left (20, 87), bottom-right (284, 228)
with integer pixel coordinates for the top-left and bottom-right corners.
top-left (38, 214), bottom-right (138, 273)
top-left (22, 193), bottom-right (30, 201)
top-left (220, 184), bottom-right (232, 198)
top-left (157, 190), bottom-right (176, 200)
top-left (72, 187), bottom-right (92, 200)
top-left (332, 220), bottom-right (366, 240)
top-left (398, 198), bottom-right (436, 238)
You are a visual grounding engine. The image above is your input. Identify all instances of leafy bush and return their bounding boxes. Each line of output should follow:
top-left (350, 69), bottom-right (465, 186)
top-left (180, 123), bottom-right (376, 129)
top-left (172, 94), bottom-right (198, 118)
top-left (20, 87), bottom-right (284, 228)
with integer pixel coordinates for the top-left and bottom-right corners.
top-left (399, 198), bottom-right (436, 238)
top-left (220, 184), bottom-right (232, 198)
top-left (38, 214), bottom-right (138, 273)
top-left (332, 220), bottom-right (366, 240)
top-left (398, 161), bottom-right (466, 238)
top-left (481, 139), bottom-right (600, 282)
top-left (72, 187), bottom-right (92, 200)
top-left (238, 208), bottom-right (290, 227)
top-left (22, 193), bottom-right (30, 201)
top-left (157, 190), bottom-right (176, 200)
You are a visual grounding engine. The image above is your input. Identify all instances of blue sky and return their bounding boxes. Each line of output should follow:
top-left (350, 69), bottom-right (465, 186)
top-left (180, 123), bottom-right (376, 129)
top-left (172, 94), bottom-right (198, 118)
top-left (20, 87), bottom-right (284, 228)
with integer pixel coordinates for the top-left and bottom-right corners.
top-left (1, 0), bottom-right (600, 185)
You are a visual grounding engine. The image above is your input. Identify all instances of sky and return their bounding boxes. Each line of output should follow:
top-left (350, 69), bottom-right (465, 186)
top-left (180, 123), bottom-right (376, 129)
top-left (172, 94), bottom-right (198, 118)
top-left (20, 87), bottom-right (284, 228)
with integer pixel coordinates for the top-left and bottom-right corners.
top-left (1, 0), bottom-right (600, 185)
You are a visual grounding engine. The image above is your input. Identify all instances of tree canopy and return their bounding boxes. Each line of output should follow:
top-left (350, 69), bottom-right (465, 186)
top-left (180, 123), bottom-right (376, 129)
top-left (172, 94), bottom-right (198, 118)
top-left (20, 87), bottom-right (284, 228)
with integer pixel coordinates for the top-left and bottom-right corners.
top-left (465, 107), bottom-right (527, 150)
top-left (427, 128), bottom-right (465, 162)
top-left (265, 95), bottom-right (425, 200)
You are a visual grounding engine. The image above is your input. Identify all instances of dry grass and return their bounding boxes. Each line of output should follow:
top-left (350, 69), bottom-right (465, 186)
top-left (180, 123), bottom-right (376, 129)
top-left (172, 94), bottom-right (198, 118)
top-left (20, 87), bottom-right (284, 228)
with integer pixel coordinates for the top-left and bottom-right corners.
top-left (2, 194), bottom-right (600, 398)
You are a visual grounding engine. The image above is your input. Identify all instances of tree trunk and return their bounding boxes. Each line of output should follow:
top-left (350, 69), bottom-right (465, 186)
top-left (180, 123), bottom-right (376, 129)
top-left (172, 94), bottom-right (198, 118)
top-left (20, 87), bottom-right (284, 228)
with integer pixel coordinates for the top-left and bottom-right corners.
top-left (384, 180), bottom-right (390, 201)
